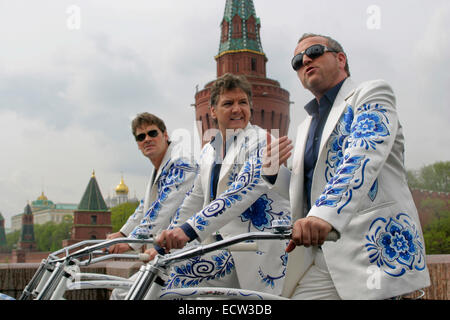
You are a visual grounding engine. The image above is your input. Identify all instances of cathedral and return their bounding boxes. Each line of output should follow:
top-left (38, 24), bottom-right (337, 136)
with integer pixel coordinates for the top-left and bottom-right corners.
top-left (105, 175), bottom-right (138, 208)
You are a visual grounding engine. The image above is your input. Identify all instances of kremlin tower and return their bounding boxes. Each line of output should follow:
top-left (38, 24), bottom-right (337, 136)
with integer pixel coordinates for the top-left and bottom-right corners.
top-left (63, 171), bottom-right (112, 246)
top-left (194, 0), bottom-right (290, 145)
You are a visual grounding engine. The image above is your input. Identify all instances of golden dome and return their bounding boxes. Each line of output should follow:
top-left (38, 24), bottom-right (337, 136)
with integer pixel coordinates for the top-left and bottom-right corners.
top-left (37, 191), bottom-right (48, 201)
top-left (115, 176), bottom-right (129, 194)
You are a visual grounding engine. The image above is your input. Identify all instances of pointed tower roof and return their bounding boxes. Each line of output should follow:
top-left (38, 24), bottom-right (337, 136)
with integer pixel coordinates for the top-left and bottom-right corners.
top-left (77, 170), bottom-right (108, 211)
top-left (20, 203), bottom-right (35, 243)
top-left (217, 0), bottom-right (265, 58)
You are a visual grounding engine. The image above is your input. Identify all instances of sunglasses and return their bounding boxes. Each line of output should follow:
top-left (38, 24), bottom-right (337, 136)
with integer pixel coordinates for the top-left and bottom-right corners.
top-left (291, 44), bottom-right (338, 71)
top-left (135, 129), bottom-right (159, 142)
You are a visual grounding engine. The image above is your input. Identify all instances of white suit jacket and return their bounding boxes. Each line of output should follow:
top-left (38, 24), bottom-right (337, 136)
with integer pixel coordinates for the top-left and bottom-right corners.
top-left (273, 78), bottom-right (430, 299)
top-left (169, 123), bottom-right (291, 295)
top-left (120, 142), bottom-right (198, 250)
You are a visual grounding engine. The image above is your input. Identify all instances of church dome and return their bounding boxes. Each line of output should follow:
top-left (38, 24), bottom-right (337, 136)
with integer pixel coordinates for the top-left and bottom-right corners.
top-left (115, 176), bottom-right (129, 195)
top-left (37, 191), bottom-right (48, 201)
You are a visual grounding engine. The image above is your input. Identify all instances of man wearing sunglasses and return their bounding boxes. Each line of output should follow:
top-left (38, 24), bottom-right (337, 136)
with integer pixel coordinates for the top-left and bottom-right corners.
top-left (108, 113), bottom-right (198, 299)
top-left (152, 73), bottom-right (291, 296)
top-left (264, 33), bottom-right (430, 299)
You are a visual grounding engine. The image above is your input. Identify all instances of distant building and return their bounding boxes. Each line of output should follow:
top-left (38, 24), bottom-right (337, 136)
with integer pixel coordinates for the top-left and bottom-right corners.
top-left (105, 175), bottom-right (138, 208)
top-left (0, 212), bottom-right (7, 253)
top-left (63, 171), bottom-right (112, 246)
top-left (10, 192), bottom-right (77, 231)
top-left (17, 203), bottom-right (36, 251)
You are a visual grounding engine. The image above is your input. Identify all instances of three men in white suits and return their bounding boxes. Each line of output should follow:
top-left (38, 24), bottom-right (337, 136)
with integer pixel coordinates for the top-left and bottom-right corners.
top-left (265, 33), bottom-right (430, 299)
top-left (155, 73), bottom-right (291, 295)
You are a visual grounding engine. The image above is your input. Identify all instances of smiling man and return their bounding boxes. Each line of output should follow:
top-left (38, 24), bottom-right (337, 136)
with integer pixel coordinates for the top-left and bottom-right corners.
top-left (153, 73), bottom-right (291, 296)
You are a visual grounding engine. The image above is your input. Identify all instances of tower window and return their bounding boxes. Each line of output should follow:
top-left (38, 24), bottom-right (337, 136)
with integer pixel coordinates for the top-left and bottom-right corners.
top-left (91, 215), bottom-right (97, 225)
top-left (251, 58), bottom-right (257, 71)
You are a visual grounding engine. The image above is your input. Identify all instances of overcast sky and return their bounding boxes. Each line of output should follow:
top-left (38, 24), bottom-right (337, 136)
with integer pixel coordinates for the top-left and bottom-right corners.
top-left (0, 0), bottom-right (448, 227)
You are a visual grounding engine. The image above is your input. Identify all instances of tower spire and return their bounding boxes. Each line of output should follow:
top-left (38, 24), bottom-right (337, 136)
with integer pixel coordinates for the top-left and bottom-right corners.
top-left (216, 0), bottom-right (267, 77)
top-left (194, 0), bottom-right (291, 145)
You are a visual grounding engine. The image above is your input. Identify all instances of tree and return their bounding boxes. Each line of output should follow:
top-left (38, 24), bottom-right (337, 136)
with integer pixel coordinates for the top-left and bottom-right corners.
top-left (34, 218), bottom-right (73, 251)
top-left (423, 208), bottom-right (450, 254)
top-left (110, 201), bottom-right (139, 232)
top-left (407, 161), bottom-right (450, 192)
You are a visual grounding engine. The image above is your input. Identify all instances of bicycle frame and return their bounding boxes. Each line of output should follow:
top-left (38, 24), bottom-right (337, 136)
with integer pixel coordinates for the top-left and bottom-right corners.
top-left (18, 237), bottom-right (154, 300)
top-left (17, 226), bottom-right (340, 300)
top-left (124, 229), bottom-right (339, 300)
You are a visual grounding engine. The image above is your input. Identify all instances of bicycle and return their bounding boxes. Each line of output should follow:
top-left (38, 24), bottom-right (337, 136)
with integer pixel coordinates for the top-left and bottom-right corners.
top-left (16, 237), bottom-right (154, 300)
top-left (8, 222), bottom-right (339, 300)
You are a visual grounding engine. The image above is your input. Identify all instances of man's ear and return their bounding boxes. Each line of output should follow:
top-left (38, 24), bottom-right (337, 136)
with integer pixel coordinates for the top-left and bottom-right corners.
top-left (210, 106), bottom-right (217, 120)
top-left (337, 52), bottom-right (347, 71)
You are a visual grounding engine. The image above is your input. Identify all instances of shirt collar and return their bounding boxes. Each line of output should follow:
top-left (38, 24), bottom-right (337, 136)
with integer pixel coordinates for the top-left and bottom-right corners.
top-left (304, 78), bottom-right (346, 116)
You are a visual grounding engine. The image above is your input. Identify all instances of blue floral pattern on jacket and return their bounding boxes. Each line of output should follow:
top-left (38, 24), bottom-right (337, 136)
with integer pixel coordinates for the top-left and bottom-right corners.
top-left (129, 159), bottom-right (198, 238)
top-left (240, 194), bottom-right (286, 231)
top-left (365, 213), bottom-right (426, 277)
top-left (164, 250), bottom-right (235, 289)
top-left (317, 104), bottom-right (390, 210)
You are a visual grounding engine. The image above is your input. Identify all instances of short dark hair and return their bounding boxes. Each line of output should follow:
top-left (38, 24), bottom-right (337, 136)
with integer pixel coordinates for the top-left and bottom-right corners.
top-left (209, 73), bottom-right (253, 108)
top-left (298, 33), bottom-right (350, 76)
top-left (131, 112), bottom-right (167, 137)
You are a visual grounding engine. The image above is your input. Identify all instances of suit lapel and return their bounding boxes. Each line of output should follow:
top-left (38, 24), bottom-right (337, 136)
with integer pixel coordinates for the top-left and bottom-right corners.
top-left (200, 144), bottom-right (215, 205)
top-left (318, 78), bottom-right (356, 156)
top-left (290, 118), bottom-right (312, 221)
top-left (218, 123), bottom-right (253, 184)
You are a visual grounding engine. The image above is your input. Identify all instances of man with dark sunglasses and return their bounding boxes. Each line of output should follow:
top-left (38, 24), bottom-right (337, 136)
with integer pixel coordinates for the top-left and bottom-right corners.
top-left (264, 33), bottom-right (430, 299)
top-left (108, 112), bottom-right (198, 299)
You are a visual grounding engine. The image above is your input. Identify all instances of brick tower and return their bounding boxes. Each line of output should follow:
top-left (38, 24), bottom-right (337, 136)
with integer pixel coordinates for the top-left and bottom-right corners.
top-left (194, 0), bottom-right (290, 145)
top-left (63, 171), bottom-right (112, 246)
top-left (18, 203), bottom-right (37, 251)
top-left (0, 212), bottom-right (8, 253)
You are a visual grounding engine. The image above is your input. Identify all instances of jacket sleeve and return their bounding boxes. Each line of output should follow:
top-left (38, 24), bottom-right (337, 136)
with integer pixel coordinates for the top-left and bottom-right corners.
top-left (184, 140), bottom-right (270, 241)
top-left (308, 80), bottom-right (398, 232)
top-left (127, 158), bottom-right (198, 250)
top-left (166, 172), bottom-right (205, 230)
top-left (120, 199), bottom-right (145, 236)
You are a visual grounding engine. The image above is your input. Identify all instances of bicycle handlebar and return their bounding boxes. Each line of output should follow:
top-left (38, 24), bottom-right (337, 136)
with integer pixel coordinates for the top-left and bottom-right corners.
top-left (52, 237), bottom-right (155, 263)
top-left (156, 229), bottom-right (339, 268)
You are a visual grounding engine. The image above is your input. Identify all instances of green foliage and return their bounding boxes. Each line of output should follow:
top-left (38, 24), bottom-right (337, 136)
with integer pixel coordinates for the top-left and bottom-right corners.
top-left (5, 216), bottom-right (73, 252)
top-left (111, 201), bottom-right (139, 232)
top-left (407, 161), bottom-right (450, 192)
top-left (34, 219), bottom-right (73, 252)
top-left (6, 230), bottom-right (20, 251)
top-left (423, 208), bottom-right (450, 254)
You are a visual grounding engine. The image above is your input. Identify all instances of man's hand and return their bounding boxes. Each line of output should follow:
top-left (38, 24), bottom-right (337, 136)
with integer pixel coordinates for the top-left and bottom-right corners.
top-left (142, 248), bottom-right (159, 262)
top-left (106, 231), bottom-right (132, 254)
top-left (156, 228), bottom-right (190, 252)
top-left (286, 217), bottom-right (333, 252)
top-left (262, 132), bottom-right (293, 176)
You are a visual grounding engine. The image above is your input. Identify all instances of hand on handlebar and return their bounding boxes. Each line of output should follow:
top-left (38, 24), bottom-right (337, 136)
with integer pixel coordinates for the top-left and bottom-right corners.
top-left (286, 217), bottom-right (334, 252)
top-left (156, 228), bottom-right (190, 252)
top-left (106, 232), bottom-right (132, 254)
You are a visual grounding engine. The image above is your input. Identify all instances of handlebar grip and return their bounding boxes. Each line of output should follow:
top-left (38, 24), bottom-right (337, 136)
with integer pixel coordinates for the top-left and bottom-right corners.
top-left (228, 242), bottom-right (258, 252)
top-left (139, 253), bottom-right (150, 261)
top-left (326, 230), bottom-right (340, 242)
